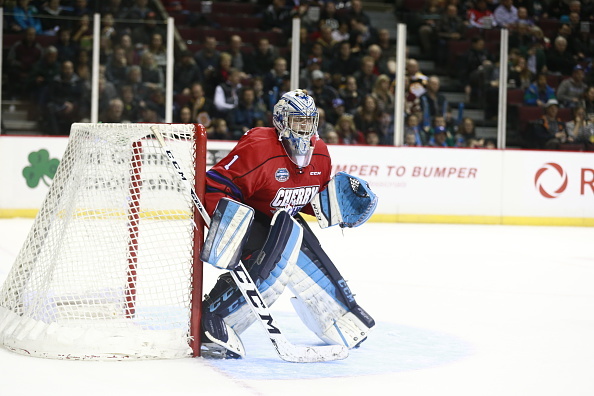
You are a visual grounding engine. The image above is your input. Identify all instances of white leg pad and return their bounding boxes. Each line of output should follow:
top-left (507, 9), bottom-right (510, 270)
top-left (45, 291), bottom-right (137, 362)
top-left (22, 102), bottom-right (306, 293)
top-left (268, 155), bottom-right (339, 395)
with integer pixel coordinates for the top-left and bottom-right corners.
top-left (223, 269), bottom-right (293, 335)
top-left (288, 266), bottom-right (372, 349)
top-left (320, 310), bottom-right (372, 348)
top-left (223, 212), bottom-right (303, 335)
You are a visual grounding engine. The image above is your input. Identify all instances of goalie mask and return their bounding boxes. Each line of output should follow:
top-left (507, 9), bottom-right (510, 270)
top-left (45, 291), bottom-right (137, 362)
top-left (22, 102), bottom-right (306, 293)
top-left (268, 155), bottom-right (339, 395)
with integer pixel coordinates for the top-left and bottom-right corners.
top-left (273, 89), bottom-right (319, 168)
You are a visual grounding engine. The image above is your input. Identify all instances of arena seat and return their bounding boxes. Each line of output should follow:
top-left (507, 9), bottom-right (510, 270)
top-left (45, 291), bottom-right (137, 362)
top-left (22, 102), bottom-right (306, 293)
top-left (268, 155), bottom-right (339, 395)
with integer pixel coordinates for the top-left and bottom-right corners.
top-left (557, 107), bottom-right (573, 122)
top-left (210, 2), bottom-right (261, 15)
top-left (184, 1), bottom-right (202, 12)
top-left (546, 74), bottom-right (564, 90)
top-left (507, 88), bottom-right (524, 105)
top-left (484, 28), bottom-right (502, 43)
top-left (178, 27), bottom-right (231, 43)
top-left (212, 14), bottom-right (263, 30)
top-left (447, 40), bottom-right (471, 75)
top-left (538, 18), bottom-right (561, 38)
top-left (558, 143), bottom-right (585, 151)
top-left (3, 33), bottom-right (56, 48)
top-left (242, 30), bottom-right (286, 46)
top-left (174, 93), bottom-right (192, 107)
top-left (402, 0), bottom-right (425, 12)
top-left (518, 105), bottom-right (544, 134)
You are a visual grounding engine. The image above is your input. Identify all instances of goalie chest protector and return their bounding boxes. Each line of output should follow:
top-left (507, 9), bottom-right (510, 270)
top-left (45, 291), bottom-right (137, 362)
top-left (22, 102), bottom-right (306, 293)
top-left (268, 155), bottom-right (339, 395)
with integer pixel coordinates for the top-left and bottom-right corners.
top-left (205, 127), bottom-right (332, 217)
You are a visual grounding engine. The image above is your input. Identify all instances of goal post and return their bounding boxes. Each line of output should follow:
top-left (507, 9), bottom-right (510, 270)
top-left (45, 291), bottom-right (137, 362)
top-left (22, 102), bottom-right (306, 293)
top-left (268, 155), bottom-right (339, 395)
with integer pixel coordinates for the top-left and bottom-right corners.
top-left (0, 123), bottom-right (207, 360)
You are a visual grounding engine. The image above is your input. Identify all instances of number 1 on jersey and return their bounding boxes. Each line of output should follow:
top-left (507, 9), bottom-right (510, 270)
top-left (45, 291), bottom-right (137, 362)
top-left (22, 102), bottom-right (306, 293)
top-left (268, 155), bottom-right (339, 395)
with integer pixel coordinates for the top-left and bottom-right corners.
top-left (224, 155), bottom-right (239, 170)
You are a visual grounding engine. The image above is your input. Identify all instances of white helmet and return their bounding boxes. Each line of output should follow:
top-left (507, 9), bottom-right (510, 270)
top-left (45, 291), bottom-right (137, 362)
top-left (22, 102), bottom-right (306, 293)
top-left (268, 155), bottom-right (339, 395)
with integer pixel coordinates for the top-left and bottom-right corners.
top-left (273, 89), bottom-right (319, 168)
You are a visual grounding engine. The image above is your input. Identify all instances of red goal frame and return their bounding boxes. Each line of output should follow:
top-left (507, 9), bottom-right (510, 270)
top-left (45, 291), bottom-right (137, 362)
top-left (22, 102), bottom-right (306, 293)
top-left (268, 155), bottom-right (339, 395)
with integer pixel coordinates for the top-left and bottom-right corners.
top-left (125, 124), bottom-right (207, 357)
top-left (190, 124), bottom-right (207, 357)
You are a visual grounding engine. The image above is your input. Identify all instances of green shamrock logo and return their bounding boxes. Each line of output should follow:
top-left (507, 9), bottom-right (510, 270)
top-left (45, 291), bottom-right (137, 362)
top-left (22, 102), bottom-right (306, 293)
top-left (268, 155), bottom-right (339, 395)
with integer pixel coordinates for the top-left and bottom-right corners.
top-left (22, 149), bottom-right (60, 188)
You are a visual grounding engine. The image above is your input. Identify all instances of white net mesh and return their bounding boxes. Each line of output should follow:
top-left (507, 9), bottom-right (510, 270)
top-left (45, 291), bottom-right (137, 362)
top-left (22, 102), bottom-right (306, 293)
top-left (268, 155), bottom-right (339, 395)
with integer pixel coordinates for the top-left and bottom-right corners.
top-left (0, 123), bottom-right (204, 360)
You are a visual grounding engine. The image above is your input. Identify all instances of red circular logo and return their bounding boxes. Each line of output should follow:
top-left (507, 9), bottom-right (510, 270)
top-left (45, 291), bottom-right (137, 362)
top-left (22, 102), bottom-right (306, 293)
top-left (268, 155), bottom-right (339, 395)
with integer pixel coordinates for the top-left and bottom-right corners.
top-left (534, 162), bottom-right (568, 199)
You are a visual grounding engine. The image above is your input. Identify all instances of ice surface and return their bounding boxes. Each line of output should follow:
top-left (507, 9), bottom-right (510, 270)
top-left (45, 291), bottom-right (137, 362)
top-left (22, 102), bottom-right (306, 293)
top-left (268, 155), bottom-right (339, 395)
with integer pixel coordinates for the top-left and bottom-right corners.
top-left (1, 219), bottom-right (593, 396)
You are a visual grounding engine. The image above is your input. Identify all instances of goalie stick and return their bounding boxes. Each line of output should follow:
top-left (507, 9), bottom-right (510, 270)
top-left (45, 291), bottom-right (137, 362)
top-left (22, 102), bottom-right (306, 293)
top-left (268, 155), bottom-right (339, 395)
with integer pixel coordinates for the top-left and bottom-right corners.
top-left (151, 125), bottom-right (348, 363)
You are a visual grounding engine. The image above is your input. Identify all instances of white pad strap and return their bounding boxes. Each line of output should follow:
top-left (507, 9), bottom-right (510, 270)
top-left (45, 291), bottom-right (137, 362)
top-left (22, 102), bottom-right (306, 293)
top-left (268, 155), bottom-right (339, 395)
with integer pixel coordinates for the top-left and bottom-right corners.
top-left (202, 322), bottom-right (246, 359)
top-left (291, 297), bottom-right (371, 348)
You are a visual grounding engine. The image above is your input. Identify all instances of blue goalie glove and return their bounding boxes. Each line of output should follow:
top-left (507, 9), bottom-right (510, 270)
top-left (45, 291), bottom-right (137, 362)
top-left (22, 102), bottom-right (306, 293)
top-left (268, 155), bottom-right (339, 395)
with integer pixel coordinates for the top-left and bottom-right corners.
top-left (310, 172), bottom-right (378, 228)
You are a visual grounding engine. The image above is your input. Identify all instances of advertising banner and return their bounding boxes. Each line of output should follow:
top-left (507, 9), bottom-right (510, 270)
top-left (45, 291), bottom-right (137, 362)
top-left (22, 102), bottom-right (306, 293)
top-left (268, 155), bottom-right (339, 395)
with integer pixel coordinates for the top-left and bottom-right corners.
top-left (502, 150), bottom-right (594, 222)
top-left (0, 136), bottom-right (68, 212)
top-left (326, 145), bottom-right (503, 218)
top-left (1, 136), bottom-right (592, 225)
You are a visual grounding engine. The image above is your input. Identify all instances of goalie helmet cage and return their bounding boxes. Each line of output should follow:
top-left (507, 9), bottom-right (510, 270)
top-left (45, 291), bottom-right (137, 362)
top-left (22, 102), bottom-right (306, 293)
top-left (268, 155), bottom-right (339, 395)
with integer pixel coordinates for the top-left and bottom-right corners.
top-left (0, 123), bottom-right (207, 360)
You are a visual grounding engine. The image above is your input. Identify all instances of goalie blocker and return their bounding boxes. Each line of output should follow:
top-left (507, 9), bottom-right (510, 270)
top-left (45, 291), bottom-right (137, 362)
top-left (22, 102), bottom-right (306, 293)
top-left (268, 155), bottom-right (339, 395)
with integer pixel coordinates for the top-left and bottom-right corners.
top-left (200, 196), bottom-right (375, 357)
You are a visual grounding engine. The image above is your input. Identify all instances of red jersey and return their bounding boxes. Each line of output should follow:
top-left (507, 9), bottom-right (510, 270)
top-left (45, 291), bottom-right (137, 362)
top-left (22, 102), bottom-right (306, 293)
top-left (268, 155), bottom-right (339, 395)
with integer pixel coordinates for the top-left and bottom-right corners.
top-left (467, 9), bottom-right (494, 28)
top-left (205, 127), bottom-right (332, 218)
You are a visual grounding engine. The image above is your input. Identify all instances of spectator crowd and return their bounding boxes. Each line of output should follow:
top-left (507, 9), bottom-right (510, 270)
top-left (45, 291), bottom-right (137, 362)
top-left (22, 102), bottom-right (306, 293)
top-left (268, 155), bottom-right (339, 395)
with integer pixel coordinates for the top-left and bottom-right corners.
top-left (411, 0), bottom-right (593, 150)
top-left (2, 0), bottom-right (594, 150)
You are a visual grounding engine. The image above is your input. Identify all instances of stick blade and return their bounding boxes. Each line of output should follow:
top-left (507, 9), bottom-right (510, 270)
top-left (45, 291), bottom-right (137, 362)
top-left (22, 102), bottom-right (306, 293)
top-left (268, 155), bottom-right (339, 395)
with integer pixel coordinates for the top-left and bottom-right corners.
top-left (272, 338), bottom-right (349, 363)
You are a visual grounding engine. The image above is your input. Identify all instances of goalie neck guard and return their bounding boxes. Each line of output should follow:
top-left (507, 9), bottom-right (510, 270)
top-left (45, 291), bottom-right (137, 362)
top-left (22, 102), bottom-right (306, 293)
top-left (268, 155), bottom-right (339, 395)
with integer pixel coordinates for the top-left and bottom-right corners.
top-left (273, 89), bottom-right (320, 168)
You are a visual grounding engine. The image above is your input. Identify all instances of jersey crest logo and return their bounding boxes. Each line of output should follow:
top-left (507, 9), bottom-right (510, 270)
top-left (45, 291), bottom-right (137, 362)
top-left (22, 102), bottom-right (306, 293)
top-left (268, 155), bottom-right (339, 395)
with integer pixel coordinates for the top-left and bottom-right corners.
top-left (270, 186), bottom-right (320, 210)
top-left (275, 168), bottom-right (290, 182)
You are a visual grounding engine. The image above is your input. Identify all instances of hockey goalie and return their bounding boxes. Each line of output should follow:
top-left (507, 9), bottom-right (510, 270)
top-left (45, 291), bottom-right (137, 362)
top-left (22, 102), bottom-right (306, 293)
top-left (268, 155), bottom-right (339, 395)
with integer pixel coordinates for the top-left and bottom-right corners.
top-left (199, 89), bottom-right (378, 359)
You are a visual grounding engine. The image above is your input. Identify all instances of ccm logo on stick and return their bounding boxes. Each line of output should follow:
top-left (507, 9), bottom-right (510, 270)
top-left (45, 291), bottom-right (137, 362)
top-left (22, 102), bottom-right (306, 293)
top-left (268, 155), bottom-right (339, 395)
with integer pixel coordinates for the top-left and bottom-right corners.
top-left (166, 150), bottom-right (188, 181)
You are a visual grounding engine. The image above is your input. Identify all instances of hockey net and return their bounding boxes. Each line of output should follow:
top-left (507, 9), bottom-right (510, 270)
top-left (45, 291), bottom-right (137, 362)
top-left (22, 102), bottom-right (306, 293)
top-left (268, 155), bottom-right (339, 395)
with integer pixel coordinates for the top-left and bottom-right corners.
top-left (0, 123), bottom-right (206, 360)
